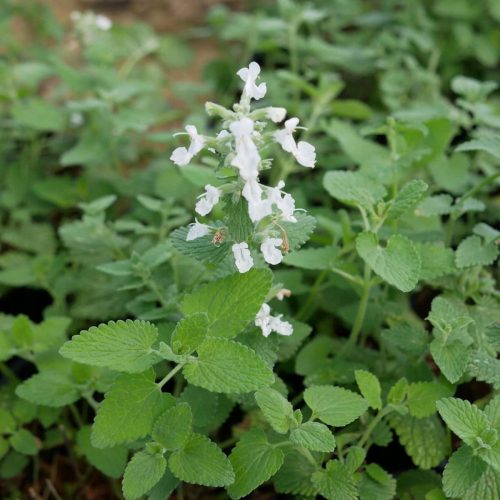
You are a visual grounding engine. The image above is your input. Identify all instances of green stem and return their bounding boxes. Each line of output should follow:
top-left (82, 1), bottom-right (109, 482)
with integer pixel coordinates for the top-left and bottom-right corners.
top-left (358, 407), bottom-right (392, 450)
top-left (69, 405), bottom-right (84, 427)
top-left (157, 363), bottom-right (184, 389)
top-left (0, 363), bottom-right (19, 384)
top-left (296, 270), bottom-right (328, 321)
top-left (336, 265), bottom-right (372, 358)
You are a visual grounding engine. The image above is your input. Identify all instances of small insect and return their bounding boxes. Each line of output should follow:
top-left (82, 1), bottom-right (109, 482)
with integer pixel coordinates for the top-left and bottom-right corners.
top-left (212, 229), bottom-right (225, 246)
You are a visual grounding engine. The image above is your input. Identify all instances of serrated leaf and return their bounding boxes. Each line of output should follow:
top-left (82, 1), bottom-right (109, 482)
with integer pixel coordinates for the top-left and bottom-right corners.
top-left (430, 336), bottom-right (469, 383)
top-left (146, 469), bottom-right (179, 500)
top-left (417, 243), bottom-right (456, 280)
top-left (274, 448), bottom-right (317, 496)
top-left (16, 372), bottom-right (80, 407)
top-left (312, 460), bottom-right (358, 500)
top-left (456, 134), bottom-right (500, 159)
top-left (281, 212), bottom-right (317, 251)
top-left (443, 445), bottom-right (487, 497)
top-left (355, 370), bottom-right (382, 410)
top-left (290, 421), bottom-right (336, 452)
top-left (463, 467), bottom-right (500, 500)
top-left (390, 414), bottom-right (449, 469)
top-left (455, 235), bottom-right (499, 268)
top-left (60, 320), bottom-right (159, 373)
top-left (359, 464), bottom-right (397, 500)
top-left (171, 226), bottom-right (230, 263)
top-left (323, 170), bottom-right (387, 210)
top-left (407, 381), bottom-right (454, 418)
top-left (345, 446), bottom-right (367, 472)
top-left (169, 433), bottom-right (234, 487)
top-left (227, 428), bottom-right (284, 499)
top-left (283, 246), bottom-right (339, 270)
top-left (304, 385), bottom-right (368, 427)
top-left (484, 395), bottom-right (500, 430)
top-left (387, 179), bottom-right (428, 220)
top-left (152, 404), bottom-right (192, 451)
top-left (381, 324), bottom-right (428, 356)
top-left (171, 314), bottom-right (208, 355)
top-left (255, 387), bottom-right (294, 434)
top-left (225, 197), bottom-right (254, 241)
top-left (76, 426), bottom-right (127, 479)
top-left (436, 398), bottom-right (491, 447)
top-left (183, 338), bottom-right (274, 393)
top-left (92, 369), bottom-right (175, 448)
top-left (356, 232), bottom-right (420, 292)
top-left (181, 269), bottom-right (272, 339)
top-left (416, 194), bottom-right (454, 216)
top-left (122, 449), bottom-right (167, 500)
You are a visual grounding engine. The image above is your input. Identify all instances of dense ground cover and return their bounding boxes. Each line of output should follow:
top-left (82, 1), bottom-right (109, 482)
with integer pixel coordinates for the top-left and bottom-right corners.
top-left (0, 0), bottom-right (499, 498)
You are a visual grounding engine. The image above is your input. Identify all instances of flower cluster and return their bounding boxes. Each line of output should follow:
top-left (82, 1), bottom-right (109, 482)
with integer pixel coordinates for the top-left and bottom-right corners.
top-left (71, 11), bottom-right (112, 44)
top-left (171, 62), bottom-right (316, 276)
top-left (255, 303), bottom-right (293, 338)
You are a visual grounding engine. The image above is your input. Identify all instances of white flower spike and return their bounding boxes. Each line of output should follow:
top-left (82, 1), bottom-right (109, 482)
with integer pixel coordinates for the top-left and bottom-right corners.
top-left (266, 107), bottom-right (287, 123)
top-left (230, 117), bottom-right (260, 179)
top-left (195, 185), bottom-right (221, 216)
top-left (261, 237), bottom-right (283, 265)
top-left (237, 62), bottom-right (267, 101)
top-left (186, 220), bottom-right (210, 241)
top-left (232, 242), bottom-right (254, 273)
top-left (275, 118), bottom-right (316, 168)
top-left (170, 125), bottom-right (205, 167)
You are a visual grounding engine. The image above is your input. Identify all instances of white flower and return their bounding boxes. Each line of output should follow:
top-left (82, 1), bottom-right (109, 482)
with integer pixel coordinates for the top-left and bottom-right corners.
top-left (274, 118), bottom-right (316, 168)
top-left (186, 220), bottom-right (210, 241)
top-left (195, 185), bottom-right (221, 216)
top-left (266, 107), bottom-right (287, 123)
top-left (276, 288), bottom-right (291, 301)
top-left (255, 303), bottom-right (293, 337)
top-left (230, 118), bottom-right (260, 179)
top-left (170, 125), bottom-right (205, 167)
top-left (237, 62), bottom-right (267, 101)
top-left (232, 242), bottom-right (254, 273)
top-left (267, 182), bottom-right (297, 223)
top-left (242, 179), bottom-right (272, 222)
top-left (70, 112), bottom-right (84, 127)
top-left (95, 15), bottom-right (112, 31)
top-left (261, 237), bottom-right (283, 265)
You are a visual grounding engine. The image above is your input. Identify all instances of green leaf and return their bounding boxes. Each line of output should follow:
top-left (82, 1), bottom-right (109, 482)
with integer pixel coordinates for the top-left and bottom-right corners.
top-left (60, 320), bottom-right (159, 373)
top-left (443, 445), bottom-right (487, 498)
top-left (255, 387), bottom-right (294, 434)
top-left (226, 197), bottom-right (254, 241)
top-left (92, 369), bottom-right (175, 448)
top-left (183, 337), bottom-right (274, 393)
top-left (436, 398), bottom-right (491, 448)
top-left (312, 460), bottom-right (358, 500)
top-left (359, 463), bottom-right (397, 500)
top-left (417, 243), bottom-right (456, 280)
top-left (430, 336), bottom-right (470, 383)
top-left (146, 469), bottom-right (179, 500)
top-left (381, 324), bottom-right (428, 356)
top-left (152, 403), bottom-right (192, 451)
top-left (456, 134), bottom-right (500, 159)
top-left (181, 269), bottom-right (272, 339)
top-left (323, 171), bottom-right (386, 210)
top-left (386, 179), bottom-right (428, 220)
top-left (463, 467), bottom-right (500, 500)
top-left (281, 212), bottom-right (317, 251)
top-left (304, 385), bottom-right (368, 427)
top-left (416, 194), bottom-right (454, 216)
top-left (11, 99), bottom-right (65, 131)
top-left (0, 451), bottom-right (29, 479)
top-left (390, 414), bottom-right (449, 469)
top-left (76, 426), bottom-right (127, 479)
top-left (169, 433), bottom-right (234, 487)
top-left (283, 246), bottom-right (339, 270)
top-left (227, 428), bottom-right (284, 499)
top-left (455, 235), bottom-right (499, 268)
top-left (345, 446), bottom-right (367, 472)
top-left (355, 370), bottom-right (382, 410)
top-left (171, 226), bottom-right (230, 263)
top-left (485, 395), bottom-right (500, 430)
top-left (290, 422), bottom-right (336, 452)
top-left (407, 381), bottom-right (454, 418)
top-left (274, 448), bottom-right (317, 495)
top-left (171, 314), bottom-right (208, 355)
top-left (16, 372), bottom-right (80, 407)
top-left (9, 429), bottom-right (38, 456)
top-left (356, 232), bottom-right (420, 292)
top-left (122, 449), bottom-right (167, 500)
